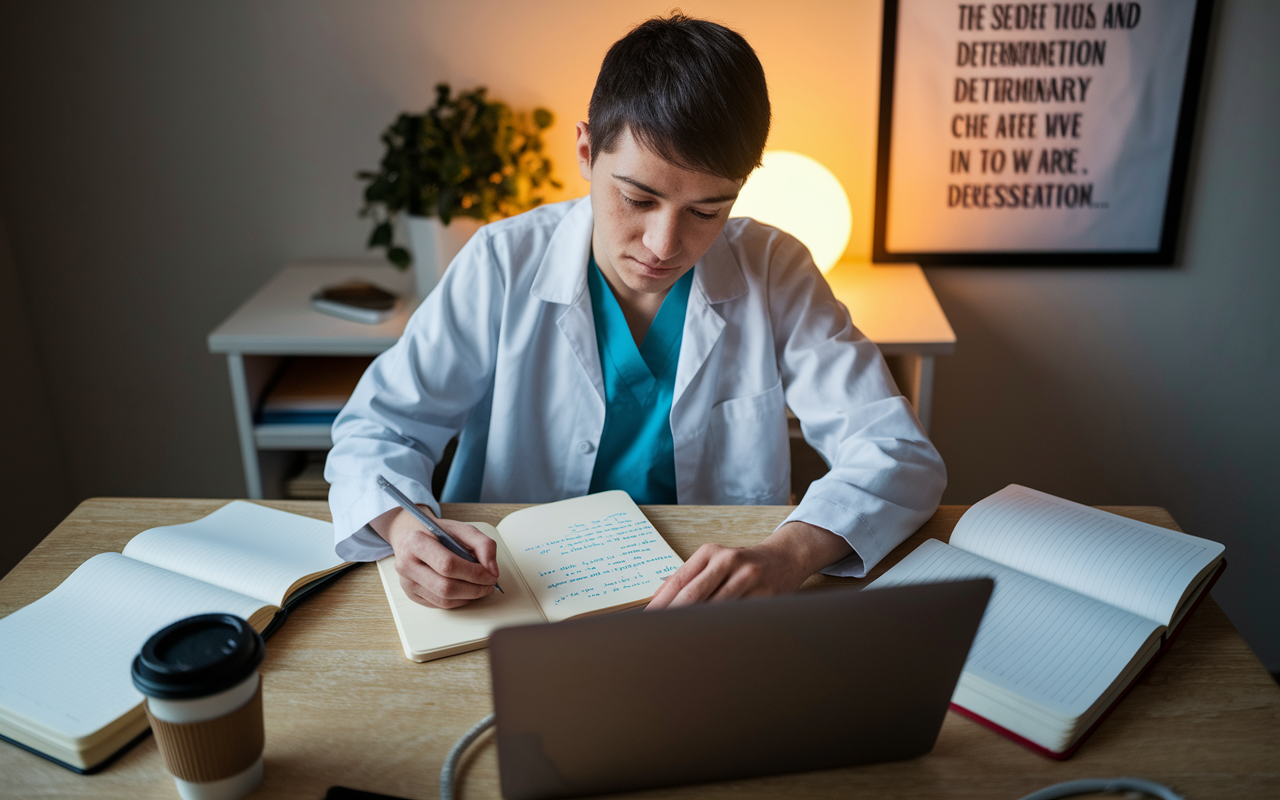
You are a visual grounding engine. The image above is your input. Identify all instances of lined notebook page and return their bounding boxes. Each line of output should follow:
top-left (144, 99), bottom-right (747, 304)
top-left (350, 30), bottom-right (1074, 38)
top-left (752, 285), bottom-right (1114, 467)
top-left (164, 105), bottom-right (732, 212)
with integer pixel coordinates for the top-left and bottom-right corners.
top-left (123, 501), bottom-right (344, 606)
top-left (0, 553), bottom-right (264, 740)
top-left (870, 539), bottom-right (1160, 719)
top-left (950, 485), bottom-right (1224, 626)
top-left (375, 523), bottom-right (546, 660)
top-left (496, 491), bottom-right (682, 623)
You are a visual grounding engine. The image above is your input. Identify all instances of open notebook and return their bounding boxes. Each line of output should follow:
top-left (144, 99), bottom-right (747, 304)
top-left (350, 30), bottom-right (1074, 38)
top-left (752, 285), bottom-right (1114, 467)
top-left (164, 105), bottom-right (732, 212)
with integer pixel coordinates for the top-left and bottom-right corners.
top-left (378, 491), bottom-right (683, 662)
top-left (869, 485), bottom-right (1225, 758)
top-left (0, 502), bottom-right (352, 772)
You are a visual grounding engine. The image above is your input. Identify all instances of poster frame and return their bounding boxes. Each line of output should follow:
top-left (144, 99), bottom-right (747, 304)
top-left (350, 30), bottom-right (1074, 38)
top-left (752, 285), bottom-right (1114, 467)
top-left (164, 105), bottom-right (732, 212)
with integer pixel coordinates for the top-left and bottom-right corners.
top-left (871, 0), bottom-right (1216, 266)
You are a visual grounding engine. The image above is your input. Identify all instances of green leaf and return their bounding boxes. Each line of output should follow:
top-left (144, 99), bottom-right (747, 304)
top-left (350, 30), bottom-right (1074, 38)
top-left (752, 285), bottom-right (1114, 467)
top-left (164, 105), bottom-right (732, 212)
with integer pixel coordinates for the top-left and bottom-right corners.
top-left (533, 108), bottom-right (553, 129)
top-left (368, 221), bottom-right (393, 248)
top-left (388, 246), bottom-right (411, 270)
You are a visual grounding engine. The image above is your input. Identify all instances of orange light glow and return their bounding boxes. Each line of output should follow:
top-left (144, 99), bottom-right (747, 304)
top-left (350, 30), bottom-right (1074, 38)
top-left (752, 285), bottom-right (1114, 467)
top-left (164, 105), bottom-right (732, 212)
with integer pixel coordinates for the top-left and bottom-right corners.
top-left (731, 150), bottom-right (853, 274)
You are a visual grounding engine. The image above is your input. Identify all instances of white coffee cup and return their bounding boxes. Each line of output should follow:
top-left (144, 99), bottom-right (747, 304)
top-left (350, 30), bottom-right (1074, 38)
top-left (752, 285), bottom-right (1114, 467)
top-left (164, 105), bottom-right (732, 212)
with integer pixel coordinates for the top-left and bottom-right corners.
top-left (132, 614), bottom-right (266, 800)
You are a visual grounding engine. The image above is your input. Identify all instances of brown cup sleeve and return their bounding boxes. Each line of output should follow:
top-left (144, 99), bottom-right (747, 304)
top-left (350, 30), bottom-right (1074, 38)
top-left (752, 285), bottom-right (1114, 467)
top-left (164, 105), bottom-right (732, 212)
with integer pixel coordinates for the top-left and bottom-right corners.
top-left (146, 680), bottom-right (265, 783)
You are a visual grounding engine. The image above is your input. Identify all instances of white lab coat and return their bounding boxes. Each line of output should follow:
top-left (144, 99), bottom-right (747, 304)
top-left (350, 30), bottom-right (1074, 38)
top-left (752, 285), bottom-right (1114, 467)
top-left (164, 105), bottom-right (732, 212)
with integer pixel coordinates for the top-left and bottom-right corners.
top-left (325, 197), bottom-right (945, 576)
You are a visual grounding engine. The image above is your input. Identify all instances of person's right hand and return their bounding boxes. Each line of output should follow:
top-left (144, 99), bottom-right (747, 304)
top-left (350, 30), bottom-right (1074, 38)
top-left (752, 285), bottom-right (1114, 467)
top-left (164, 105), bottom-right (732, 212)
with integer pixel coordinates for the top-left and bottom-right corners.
top-left (371, 506), bottom-right (500, 608)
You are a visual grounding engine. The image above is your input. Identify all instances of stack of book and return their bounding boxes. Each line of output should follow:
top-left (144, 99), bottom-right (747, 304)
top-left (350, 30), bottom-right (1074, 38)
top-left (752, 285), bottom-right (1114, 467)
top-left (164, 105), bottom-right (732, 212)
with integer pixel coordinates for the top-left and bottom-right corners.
top-left (310, 280), bottom-right (399, 325)
top-left (258, 357), bottom-right (372, 427)
top-left (285, 452), bottom-right (331, 500)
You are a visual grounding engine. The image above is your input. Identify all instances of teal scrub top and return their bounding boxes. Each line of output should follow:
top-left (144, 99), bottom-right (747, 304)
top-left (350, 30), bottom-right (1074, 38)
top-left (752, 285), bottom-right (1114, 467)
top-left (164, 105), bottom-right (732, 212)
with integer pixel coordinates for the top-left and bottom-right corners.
top-left (587, 255), bottom-right (693, 504)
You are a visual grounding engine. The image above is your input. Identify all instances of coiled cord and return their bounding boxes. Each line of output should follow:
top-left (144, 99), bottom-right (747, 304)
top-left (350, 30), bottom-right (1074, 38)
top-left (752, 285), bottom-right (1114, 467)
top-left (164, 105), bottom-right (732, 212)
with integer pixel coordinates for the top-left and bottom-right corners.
top-left (1016, 777), bottom-right (1183, 800)
top-left (439, 713), bottom-right (496, 800)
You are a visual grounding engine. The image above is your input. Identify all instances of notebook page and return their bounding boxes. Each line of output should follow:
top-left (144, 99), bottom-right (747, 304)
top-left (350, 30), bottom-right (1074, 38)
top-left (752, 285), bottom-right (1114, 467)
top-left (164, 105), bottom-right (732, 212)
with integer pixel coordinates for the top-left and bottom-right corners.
top-left (0, 553), bottom-right (265, 741)
top-left (123, 501), bottom-right (345, 606)
top-left (869, 539), bottom-right (1160, 720)
top-left (375, 523), bottom-right (546, 660)
top-left (950, 485), bottom-right (1224, 625)
top-left (496, 491), bottom-right (682, 623)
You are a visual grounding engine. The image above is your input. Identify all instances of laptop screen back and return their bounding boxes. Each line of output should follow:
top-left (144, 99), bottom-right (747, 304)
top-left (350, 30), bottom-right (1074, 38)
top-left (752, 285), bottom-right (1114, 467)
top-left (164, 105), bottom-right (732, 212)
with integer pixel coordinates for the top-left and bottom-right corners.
top-left (490, 579), bottom-right (991, 800)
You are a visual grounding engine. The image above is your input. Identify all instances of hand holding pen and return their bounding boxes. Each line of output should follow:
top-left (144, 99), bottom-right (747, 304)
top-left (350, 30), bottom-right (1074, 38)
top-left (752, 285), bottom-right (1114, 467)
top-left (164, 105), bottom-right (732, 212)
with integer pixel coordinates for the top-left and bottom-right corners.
top-left (374, 474), bottom-right (504, 607)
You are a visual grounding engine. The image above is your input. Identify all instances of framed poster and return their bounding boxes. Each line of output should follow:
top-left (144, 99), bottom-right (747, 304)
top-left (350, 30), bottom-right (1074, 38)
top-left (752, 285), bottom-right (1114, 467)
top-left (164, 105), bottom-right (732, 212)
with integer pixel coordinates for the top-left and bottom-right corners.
top-left (873, 0), bottom-right (1214, 265)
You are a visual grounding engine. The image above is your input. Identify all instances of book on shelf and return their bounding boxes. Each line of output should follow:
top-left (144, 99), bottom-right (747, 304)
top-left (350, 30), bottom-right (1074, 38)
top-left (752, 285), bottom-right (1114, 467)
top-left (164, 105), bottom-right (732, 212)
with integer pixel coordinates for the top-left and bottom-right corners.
top-left (0, 502), bottom-right (354, 773)
top-left (378, 491), bottom-right (683, 662)
top-left (310, 280), bottom-right (399, 324)
top-left (286, 452), bottom-right (331, 500)
top-left (258, 356), bottom-right (372, 425)
top-left (258, 410), bottom-right (343, 425)
top-left (868, 484), bottom-right (1225, 759)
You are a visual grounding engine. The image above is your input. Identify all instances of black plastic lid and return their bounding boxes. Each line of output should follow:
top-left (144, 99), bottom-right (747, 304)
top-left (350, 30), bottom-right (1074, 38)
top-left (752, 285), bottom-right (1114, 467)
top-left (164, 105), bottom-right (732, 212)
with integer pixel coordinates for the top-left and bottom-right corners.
top-left (131, 614), bottom-right (264, 700)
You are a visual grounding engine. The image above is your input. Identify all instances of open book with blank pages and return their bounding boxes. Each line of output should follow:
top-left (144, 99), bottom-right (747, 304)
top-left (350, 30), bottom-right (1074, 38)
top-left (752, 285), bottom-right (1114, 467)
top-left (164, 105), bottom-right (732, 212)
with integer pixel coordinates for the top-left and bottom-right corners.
top-left (378, 490), bottom-right (683, 662)
top-left (868, 485), bottom-right (1226, 759)
top-left (0, 502), bottom-right (352, 773)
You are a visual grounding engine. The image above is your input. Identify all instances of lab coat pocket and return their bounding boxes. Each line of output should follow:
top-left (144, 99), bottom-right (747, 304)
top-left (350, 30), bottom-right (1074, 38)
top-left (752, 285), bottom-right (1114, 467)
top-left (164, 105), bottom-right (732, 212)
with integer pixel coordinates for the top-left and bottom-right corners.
top-left (707, 380), bottom-right (790, 503)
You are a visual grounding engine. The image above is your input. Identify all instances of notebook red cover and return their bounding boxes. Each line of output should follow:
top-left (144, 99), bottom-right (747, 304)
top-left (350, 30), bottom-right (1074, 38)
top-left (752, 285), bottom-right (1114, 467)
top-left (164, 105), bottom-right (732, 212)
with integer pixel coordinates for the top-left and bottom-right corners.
top-left (950, 559), bottom-right (1226, 760)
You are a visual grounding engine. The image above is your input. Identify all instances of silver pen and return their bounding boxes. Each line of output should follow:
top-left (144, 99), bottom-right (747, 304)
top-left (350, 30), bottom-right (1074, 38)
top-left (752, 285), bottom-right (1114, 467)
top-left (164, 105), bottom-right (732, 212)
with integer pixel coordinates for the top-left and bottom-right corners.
top-left (376, 474), bottom-right (503, 594)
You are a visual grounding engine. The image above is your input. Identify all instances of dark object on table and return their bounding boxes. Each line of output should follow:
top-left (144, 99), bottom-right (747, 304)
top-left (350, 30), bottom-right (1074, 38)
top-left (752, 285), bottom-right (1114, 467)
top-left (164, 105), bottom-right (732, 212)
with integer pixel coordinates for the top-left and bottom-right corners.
top-left (311, 281), bottom-right (399, 324)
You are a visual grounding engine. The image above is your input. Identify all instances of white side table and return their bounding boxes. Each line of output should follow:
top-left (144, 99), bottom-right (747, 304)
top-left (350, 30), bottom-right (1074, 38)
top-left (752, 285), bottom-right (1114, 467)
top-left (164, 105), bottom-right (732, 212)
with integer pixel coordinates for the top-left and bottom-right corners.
top-left (209, 261), bottom-right (954, 498)
top-left (208, 262), bottom-right (417, 498)
top-left (823, 261), bottom-right (956, 431)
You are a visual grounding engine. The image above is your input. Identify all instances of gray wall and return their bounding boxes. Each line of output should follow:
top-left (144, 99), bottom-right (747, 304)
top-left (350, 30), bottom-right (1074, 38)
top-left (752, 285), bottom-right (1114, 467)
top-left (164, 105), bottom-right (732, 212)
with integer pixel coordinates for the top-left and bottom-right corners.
top-left (926, 0), bottom-right (1280, 668)
top-left (0, 1), bottom-right (1276, 669)
top-left (0, 214), bottom-right (73, 569)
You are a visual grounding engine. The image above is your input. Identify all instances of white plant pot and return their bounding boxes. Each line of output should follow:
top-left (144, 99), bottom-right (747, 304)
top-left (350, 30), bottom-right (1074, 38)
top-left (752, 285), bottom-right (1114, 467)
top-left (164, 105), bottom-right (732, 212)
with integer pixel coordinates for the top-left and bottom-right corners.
top-left (405, 215), bottom-right (484, 298)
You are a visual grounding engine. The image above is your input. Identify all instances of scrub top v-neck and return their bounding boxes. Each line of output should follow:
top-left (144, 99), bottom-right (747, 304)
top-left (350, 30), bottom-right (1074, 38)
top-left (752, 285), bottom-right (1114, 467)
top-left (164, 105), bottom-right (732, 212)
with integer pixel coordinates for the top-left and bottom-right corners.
top-left (587, 255), bottom-right (693, 504)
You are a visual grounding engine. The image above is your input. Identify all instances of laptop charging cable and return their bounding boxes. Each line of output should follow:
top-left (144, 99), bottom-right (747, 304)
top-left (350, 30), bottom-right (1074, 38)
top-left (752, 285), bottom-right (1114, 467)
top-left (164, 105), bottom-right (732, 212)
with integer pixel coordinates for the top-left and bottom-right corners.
top-left (440, 713), bottom-right (496, 800)
top-left (1016, 777), bottom-right (1183, 800)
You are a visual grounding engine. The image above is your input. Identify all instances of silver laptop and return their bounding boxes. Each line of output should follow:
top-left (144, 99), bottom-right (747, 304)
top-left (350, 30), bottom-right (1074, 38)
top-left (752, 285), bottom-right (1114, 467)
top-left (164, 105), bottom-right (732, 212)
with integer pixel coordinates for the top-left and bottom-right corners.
top-left (489, 579), bottom-right (992, 800)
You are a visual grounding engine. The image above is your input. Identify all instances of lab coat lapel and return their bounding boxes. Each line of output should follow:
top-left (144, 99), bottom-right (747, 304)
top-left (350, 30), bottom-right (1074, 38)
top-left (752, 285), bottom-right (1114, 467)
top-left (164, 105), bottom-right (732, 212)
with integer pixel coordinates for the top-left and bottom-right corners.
top-left (557, 301), bottom-right (606, 405)
top-left (531, 199), bottom-right (606, 405)
top-left (673, 233), bottom-right (747, 407)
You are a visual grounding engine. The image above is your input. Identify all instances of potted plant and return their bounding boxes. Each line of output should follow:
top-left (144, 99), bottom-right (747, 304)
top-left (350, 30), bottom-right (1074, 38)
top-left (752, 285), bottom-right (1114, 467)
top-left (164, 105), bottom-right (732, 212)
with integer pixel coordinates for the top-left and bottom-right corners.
top-left (359, 84), bottom-right (561, 297)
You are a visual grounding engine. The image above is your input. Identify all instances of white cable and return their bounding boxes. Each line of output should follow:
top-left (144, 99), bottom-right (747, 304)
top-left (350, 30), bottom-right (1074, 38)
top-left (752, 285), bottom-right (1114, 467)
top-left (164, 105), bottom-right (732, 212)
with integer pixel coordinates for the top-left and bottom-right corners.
top-left (440, 713), bottom-right (496, 800)
top-left (1016, 777), bottom-right (1184, 800)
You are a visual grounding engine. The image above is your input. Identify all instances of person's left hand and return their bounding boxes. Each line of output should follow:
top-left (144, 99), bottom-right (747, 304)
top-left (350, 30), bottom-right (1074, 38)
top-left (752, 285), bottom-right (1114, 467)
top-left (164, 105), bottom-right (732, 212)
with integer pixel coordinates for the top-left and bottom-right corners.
top-left (645, 520), bottom-right (853, 610)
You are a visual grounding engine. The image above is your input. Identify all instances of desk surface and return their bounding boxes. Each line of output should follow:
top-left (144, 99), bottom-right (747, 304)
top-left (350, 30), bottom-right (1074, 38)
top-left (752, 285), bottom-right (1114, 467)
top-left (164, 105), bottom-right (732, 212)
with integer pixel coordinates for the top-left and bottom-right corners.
top-left (2, 500), bottom-right (1277, 799)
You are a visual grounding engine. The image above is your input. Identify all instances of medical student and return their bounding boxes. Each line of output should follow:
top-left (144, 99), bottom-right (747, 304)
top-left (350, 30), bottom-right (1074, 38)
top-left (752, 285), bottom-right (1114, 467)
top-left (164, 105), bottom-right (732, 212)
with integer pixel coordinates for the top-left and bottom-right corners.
top-left (325, 13), bottom-right (946, 610)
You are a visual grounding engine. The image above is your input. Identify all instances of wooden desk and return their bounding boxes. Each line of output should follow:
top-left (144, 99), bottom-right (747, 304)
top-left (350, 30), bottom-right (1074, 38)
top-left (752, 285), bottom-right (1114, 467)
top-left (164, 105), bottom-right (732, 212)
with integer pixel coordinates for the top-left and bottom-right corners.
top-left (2, 500), bottom-right (1277, 799)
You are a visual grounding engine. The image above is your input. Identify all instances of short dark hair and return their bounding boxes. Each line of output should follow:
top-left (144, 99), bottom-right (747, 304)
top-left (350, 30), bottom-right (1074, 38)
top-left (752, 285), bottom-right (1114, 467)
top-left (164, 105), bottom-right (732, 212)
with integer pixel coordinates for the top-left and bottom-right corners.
top-left (588, 13), bottom-right (771, 181)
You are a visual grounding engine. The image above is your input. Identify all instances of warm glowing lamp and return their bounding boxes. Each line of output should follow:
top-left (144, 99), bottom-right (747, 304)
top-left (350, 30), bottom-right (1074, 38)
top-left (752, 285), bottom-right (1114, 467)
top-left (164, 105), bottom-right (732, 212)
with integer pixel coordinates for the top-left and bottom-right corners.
top-left (731, 150), bottom-right (852, 274)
